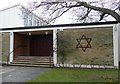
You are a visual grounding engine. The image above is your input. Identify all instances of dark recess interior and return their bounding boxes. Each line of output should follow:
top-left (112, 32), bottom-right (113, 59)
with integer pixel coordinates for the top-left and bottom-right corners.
top-left (30, 34), bottom-right (53, 56)
top-left (14, 33), bottom-right (53, 57)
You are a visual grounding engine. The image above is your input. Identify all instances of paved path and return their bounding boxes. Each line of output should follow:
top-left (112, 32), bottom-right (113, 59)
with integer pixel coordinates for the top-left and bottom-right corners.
top-left (1, 66), bottom-right (49, 83)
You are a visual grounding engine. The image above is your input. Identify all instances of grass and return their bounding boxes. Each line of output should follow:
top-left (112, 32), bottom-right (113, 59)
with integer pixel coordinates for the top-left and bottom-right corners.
top-left (27, 68), bottom-right (118, 83)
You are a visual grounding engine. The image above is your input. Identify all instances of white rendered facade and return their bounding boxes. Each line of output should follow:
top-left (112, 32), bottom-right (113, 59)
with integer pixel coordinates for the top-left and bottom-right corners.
top-left (0, 4), bottom-right (47, 28)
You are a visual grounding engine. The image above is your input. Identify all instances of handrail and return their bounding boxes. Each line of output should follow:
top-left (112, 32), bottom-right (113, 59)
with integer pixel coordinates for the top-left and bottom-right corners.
top-left (7, 45), bottom-right (26, 65)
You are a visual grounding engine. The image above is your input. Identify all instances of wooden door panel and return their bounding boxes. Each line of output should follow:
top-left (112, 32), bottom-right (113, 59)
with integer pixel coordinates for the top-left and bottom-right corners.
top-left (30, 34), bottom-right (53, 56)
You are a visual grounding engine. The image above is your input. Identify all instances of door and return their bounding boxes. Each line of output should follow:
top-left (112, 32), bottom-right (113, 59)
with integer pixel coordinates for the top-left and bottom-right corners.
top-left (30, 34), bottom-right (53, 56)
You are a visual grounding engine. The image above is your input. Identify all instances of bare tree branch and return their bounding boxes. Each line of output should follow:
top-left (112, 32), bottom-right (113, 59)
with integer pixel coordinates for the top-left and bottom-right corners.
top-left (49, 8), bottom-right (71, 22)
top-left (99, 13), bottom-right (105, 21)
top-left (80, 8), bottom-right (91, 20)
top-left (76, 2), bottom-right (120, 22)
top-left (30, 1), bottom-right (120, 23)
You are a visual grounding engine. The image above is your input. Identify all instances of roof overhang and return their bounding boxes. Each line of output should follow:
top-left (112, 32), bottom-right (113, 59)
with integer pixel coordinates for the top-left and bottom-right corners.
top-left (0, 21), bottom-right (118, 32)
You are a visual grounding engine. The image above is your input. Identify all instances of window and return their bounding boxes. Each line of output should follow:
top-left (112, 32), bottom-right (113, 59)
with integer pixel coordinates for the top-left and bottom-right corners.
top-left (28, 15), bottom-right (32, 26)
top-left (36, 19), bottom-right (39, 26)
top-left (33, 17), bottom-right (37, 26)
top-left (23, 13), bottom-right (28, 26)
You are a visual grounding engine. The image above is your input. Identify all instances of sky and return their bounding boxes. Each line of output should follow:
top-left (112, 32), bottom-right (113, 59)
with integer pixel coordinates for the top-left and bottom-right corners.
top-left (0, 0), bottom-right (34, 9)
top-left (0, 0), bottom-right (118, 24)
top-left (0, 0), bottom-right (73, 24)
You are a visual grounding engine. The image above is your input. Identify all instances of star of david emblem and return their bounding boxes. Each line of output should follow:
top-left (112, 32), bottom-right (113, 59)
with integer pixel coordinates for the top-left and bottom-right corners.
top-left (76, 35), bottom-right (92, 52)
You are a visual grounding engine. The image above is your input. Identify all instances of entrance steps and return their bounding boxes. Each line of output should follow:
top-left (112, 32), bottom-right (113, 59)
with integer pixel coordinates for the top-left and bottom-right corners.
top-left (11, 56), bottom-right (54, 67)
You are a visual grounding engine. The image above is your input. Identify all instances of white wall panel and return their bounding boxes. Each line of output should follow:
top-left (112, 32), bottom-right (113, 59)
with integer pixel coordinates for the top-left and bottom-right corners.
top-left (0, 6), bottom-right (24, 28)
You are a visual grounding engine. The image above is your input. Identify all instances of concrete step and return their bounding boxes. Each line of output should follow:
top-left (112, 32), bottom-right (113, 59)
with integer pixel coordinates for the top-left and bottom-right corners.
top-left (12, 62), bottom-right (31, 64)
top-left (13, 60), bottom-right (53, 63)
top-left (14, 57), bottom-right (53, 60)
top-left (12, 56), bottom-right (54, 67)
top-left (13, 61), bottom-right (53, 64)
top-left (10, 63), bottom-right (54, 67)
top-left (14, 58), bottom-right (53, 61)
top-left (16, 56), bottom-right (53, 59)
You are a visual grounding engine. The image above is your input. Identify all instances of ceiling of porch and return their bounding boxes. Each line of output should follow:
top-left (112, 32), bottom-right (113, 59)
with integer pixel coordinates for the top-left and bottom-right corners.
top-left (15, 30), bottom-right (53, 35)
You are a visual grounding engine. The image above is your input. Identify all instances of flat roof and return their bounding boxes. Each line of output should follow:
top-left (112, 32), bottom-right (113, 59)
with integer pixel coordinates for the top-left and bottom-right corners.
top-left (0, 21), bottom-right (118, 31)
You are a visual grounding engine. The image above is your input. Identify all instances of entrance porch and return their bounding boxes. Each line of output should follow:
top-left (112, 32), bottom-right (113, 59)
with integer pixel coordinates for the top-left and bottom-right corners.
top-left (10, 30), bottom-right (55, 67)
